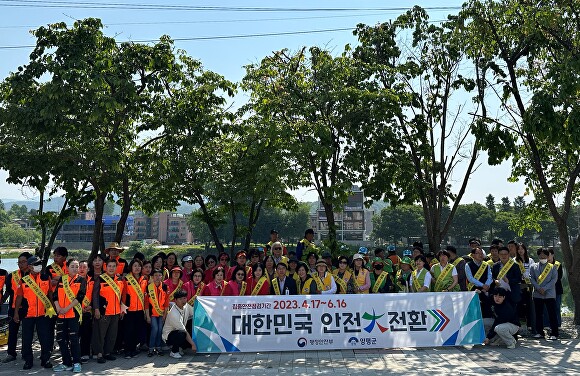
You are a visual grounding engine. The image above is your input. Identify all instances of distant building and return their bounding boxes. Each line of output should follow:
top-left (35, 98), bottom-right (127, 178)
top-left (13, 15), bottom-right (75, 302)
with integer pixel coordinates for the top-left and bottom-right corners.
top-left (314, 185), bottom-right (373, 244)
top-left (56, 212), bottom-right (134, 243)
top-left (133, 211), bottom-right (193, 245)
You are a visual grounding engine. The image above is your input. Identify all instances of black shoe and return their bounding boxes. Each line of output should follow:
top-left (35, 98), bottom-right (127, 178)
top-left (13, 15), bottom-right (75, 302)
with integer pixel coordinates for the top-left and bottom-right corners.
top-left (97, 357), bottom-right (106, 364)
top-left (23, 362), bottom-right (33, 370)
top-left (104, 354), bottom-right (116, 361)
top-left (131, 350), bottom-right (140, 358)
top-left (41, 361), bottom-right (53, 369)
top-left (147, 351), bottom-right (155, 357)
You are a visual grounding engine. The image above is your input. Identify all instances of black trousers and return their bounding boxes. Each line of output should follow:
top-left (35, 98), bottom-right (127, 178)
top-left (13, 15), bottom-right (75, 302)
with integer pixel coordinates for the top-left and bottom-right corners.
top-left (22, 316), bottom-right (51, 365)
top-left (56, 317), bottom-right (81, 366)
top-left (534, 297), bottom-right (558, 337)
top-left (79, 312), bottom-right (92, 357)
top-left (166, 330), bottom-right (189, 353)
top-left (6, 307), bottom-right (26, 358)
top-left (123, 311), bottom-right (145, 355)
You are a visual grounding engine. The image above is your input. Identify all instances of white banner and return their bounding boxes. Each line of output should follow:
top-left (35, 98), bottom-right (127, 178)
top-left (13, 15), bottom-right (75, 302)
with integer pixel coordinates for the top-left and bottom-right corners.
top-left (193, 292), bottom-right (484, 353)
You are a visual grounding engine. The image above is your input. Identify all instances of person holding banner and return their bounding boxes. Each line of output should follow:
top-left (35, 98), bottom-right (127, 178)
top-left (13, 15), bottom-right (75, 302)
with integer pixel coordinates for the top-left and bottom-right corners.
top-left (270, 262), bottom-right (297, 295)
top-left (409, 255), bottom-right (432, 293)
top-left (430, 250), bottom-right (459, 292)
top-left (313, 259), bottom-right (337, 294)
top-left (122, 259), bottom-right (147, 359)
top-left (224, 266), bottom-right (248, 296)
top-left (201, 267), bottom-right (227, 296)
top-left (530, 248), bottom-right (559, 340)
top-left (296, 262), bottom-right (318, 295)
top-left (52, 259), bottom-right (86, 372)
top-left (92, 258), bottom-right (125, 364)
top-left (351, 254), bottom-right (370, 293)
top-left (333, 255), bottom-right (355, 294)
top-left (246, 264), bottom-right (270, 296)
top-left (13, 256), bottom-right (55, 370)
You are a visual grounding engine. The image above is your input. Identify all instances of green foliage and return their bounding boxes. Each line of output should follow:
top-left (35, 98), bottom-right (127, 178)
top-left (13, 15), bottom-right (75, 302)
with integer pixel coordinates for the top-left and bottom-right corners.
top-left (450, 203), bottom-right (494, 242)
top-left (242, 46), bottom-right (389, 252)
top-left (371, 205), bottom-right (424, 244)
top-left (354, 7), bottom-right (481, 251)
top-left (0, 224), bottom-right (39, 244)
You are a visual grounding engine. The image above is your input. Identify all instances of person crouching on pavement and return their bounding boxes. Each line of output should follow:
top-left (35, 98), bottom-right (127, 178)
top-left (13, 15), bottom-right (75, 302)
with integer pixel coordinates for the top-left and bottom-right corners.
top-left (162, 289), bottom-right (196, 358)
top-left (483, 287), bottom-right (520, 349)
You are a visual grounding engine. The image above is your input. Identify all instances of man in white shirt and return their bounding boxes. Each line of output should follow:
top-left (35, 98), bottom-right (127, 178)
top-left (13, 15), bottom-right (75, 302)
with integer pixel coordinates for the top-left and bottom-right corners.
top-left (162, 290), bottom-right (196, 358)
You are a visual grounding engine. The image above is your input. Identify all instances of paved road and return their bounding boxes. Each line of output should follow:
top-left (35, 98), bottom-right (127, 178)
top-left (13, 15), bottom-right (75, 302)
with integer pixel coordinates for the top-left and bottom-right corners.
top-left (1, 336), bottom-right (579, 375)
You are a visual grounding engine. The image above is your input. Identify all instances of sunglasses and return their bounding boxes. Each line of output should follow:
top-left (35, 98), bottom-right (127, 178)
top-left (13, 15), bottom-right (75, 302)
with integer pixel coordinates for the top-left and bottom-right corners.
top-left (339, 261), bottom-right (347, 264)
top-left (273, 247), bottom-right (282, 250)
top-left (220, 258), bottom-right (229, 261)
top-left (236, 273), bottom-right (245, 276)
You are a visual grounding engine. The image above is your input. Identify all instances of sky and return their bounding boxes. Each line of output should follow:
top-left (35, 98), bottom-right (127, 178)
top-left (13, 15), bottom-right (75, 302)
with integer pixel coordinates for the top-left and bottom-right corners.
top-left (0, 0), bottom-right (528, 204)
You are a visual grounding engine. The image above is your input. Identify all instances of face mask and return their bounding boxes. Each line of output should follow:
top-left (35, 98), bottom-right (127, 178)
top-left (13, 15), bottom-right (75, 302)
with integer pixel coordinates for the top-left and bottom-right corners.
top-left (539, 259), bottom-right (548, 264)
top-left (33, 265), bottom-right (42, 273)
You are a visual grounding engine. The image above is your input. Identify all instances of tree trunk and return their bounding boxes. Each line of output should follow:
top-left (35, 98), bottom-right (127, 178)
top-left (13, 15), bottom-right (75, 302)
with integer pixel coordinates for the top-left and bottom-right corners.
top-left (243, 198), bottom-right (264, 251)
top-left (114, 177), bottom-right (131, 243)
top-left (196, 193), bottom-right (224, 254)
top-left (90, 191), bottom-right (107, 260)
top-left (322, 201), bottom-right (338, 254)
top-left (229, 201), bottom-right (237, 258)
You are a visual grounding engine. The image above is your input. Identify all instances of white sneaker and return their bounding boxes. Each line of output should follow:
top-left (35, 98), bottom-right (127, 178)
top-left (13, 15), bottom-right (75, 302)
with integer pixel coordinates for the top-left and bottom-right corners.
top-left (178, 349), bottom-right (184, 356)
top-left (169, 352), bottom-right (182, 359)
top-left (506, 343), bottom-right (516, 349)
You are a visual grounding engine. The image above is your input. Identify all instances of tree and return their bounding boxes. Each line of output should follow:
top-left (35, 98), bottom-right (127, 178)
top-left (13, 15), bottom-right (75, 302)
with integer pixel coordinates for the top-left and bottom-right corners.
top-left (0, 18), bottom-right (185, 260)
top-left (449, 203), bottom-right (494, 244)
top-left (242, 47), bottom-right (389, 253)
top-left (354, 7), bottom-right (481, 252)
top-left (137, 53), bottom-right (236, 255)
top-left (499, 197), bottom-right (512, 212)
top-left (462, 0), bottom-right (580, 321)
top-left (371, 205), bottom-right (424, 245)
top-left (485, 194), bottom-right (496, 212)
top-left (513, 196), bottom-right (526, 213)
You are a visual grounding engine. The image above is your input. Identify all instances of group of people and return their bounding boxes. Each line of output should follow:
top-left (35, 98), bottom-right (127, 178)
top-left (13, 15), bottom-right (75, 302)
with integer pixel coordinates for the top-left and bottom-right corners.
top-left (0, 230), bottom-right (565, 371)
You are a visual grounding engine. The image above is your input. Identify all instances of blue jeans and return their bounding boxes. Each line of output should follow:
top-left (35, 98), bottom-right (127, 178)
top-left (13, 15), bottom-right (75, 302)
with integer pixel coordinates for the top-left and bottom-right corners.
top-left (149, 316), bottom-right (163, 349)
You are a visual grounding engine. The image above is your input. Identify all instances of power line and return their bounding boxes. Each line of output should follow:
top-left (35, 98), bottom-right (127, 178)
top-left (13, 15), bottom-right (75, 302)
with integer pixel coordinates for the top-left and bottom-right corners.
top-left (0, 27), bottom-right (357, 50)
top-left (0, 0), bottom-right (462, 13)
top-left (0, 11), bottom-right (404, 29)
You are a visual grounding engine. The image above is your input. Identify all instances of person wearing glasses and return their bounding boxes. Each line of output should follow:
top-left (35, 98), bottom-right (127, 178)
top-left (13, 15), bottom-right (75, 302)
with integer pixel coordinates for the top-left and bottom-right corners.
top-left (333, 255), bottom-right (356, 294)
top-left (226, 251), bottom-right (252, 281)
top-left (203, 255), bottom-right (218, 284)
top-left (271, 242), bottom-right (288, 267)
top-left (224, 266), bottom-right (248, 296)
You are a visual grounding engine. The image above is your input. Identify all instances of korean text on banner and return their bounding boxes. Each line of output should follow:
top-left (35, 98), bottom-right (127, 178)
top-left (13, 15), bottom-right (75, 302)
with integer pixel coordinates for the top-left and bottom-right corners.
top-left (193, 292), bottom-right (484, 353)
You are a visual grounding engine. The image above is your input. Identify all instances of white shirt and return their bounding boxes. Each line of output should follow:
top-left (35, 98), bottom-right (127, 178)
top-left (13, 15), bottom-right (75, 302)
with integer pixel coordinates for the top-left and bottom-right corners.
top-left (162, 303), bottom-right (193, 341)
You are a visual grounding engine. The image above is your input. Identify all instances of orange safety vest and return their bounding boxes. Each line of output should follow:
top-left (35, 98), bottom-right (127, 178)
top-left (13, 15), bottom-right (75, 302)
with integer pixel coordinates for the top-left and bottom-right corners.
top-left (56, 275), bottom-right (84, 319)
top-left (124, 274), bottom-right (147, 312)
top-left (19, 273), bottom-right (52, 318)
top-left (98, 274), bottom-right (123, 316)
top-left (9, 270), bottom-right (24, 308)
top-left (147, 283), bottom-right (168, 317)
